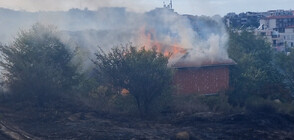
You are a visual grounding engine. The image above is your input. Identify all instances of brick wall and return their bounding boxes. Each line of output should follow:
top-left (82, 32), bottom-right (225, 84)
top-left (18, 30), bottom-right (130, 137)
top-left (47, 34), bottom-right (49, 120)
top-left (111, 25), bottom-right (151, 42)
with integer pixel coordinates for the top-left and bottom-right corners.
top-left (173, 66), bottom-right (230, 94)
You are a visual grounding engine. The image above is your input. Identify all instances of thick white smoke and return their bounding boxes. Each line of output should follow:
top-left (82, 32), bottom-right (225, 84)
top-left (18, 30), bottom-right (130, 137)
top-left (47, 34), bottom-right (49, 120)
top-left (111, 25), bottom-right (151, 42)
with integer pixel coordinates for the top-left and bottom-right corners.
top-left (0, 7), bottom-right (229, 69)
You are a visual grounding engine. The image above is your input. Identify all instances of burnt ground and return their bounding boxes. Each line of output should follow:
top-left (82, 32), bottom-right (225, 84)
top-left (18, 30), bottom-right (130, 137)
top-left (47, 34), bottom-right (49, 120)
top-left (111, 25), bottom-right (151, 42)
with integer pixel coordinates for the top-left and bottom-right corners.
top-left (0, 100), bottom-right (294, 140)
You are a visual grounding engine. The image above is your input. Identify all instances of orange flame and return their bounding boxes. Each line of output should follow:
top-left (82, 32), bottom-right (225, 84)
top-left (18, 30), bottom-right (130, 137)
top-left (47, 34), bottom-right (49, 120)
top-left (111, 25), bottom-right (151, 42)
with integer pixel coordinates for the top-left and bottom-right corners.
top-left (138, 26), bottom-right (186, 57)
top-left (121, 88), bottom-right (130, 96)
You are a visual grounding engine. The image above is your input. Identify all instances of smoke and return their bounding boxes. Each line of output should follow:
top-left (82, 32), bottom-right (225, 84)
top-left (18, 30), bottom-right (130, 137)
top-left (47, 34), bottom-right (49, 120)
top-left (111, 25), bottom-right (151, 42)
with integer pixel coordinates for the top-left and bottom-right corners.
top-left (0, 6), bottom-right (229, 69)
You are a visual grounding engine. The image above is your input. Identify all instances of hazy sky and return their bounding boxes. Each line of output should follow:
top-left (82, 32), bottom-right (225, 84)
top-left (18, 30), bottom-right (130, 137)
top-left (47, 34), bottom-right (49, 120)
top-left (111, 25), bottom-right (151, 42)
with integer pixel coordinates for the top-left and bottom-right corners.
top-left (0, 0), bottom-right (293, 16)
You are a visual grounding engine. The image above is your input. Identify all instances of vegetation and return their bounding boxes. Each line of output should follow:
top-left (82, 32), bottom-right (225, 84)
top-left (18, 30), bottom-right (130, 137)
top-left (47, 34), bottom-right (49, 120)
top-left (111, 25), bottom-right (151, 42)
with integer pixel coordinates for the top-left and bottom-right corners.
top-left (93, 46), bottom-right (173, 116)
top-left (275, 48), bottom-right (294, 95)
top-left (0, 24), bottom-right (293, 118)
top-left (172, 93), bottom-right (236, 114)
top-left (0, 24), bottom-right (79, 105)
top-left (227, 31), bottom-right (288, 107)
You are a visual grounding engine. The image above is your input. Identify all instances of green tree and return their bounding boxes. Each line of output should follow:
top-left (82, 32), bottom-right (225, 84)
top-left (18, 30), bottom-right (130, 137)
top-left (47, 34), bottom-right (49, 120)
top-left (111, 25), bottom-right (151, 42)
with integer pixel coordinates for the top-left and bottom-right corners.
top-left (227, 31), bottom-right (285, 106)
top-left (275, 49), bottom-right (294, 96)
top-left (93, 45), bottom-right (172, 116)
top-left (0, 24), bottom-right (79, 105)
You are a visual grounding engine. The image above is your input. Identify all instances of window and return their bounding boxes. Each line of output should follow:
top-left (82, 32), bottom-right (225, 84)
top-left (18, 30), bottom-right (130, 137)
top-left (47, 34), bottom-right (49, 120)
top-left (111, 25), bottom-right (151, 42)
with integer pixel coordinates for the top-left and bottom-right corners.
top-left (261, 32), bottom-right (266, 36)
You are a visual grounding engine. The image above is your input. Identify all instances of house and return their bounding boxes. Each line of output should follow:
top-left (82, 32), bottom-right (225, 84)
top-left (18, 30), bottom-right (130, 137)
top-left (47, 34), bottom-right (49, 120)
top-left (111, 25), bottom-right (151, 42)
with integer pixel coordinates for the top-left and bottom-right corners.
top-left (259, 15), bottom-right (294, 33)
top-left (284, 26), bottom-right (294, 47)
top-left (172, 59), bottom-right (236, 94)
top-left (257, 15), bottom-right (294, 51)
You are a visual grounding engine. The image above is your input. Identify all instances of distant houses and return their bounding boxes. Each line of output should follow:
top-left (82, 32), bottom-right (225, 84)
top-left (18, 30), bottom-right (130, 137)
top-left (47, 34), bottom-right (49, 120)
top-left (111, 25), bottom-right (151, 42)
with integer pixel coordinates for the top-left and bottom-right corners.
top-left (224, 10), bottom-right (294, 52)
top-left (257, 15), bottom-right (294, 51)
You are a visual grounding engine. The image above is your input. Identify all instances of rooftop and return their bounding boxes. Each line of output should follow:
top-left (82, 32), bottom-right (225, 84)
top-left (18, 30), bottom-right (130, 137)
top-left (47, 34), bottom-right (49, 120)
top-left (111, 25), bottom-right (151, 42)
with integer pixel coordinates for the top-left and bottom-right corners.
top-left (286, 25), bottom-right (294, 28)
top-left (171, 58), bottom-right (236, 69)
top-left (263, 15), bottom-right (294, 19)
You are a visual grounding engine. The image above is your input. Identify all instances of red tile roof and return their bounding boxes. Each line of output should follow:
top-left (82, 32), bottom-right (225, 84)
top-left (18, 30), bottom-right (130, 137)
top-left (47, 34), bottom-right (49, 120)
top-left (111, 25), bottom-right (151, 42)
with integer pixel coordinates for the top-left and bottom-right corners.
top-left (171, 59), bottom-right (236, 68)
top-left (286, 25), bottom-right (294, 28)
top-left (264, 15), bottom-right (294, 19)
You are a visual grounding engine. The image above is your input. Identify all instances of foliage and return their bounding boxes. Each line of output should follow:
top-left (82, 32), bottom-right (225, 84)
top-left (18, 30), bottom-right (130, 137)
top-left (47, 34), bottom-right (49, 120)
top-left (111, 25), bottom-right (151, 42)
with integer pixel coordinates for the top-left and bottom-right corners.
top-left (172, 93), bottom-right (238, 114)
top-left (227, 30), bottom-right (286, 106)
top-left (172, 94), bottom-right (209, 114)
top-left (275, 48), bottom-right (294, 96)
top-left (245, 96), bottom-right (278, 113)
top-left (199, 93), bottom-right (234, 113)
top-left (0, 24), bottom-right (79, 105)
top-left (245, 96), bottom-right (294, 115)
top-left (93, 45), bottom-right (173, 116)
top-left (83, 86), bottom-right (137, 114)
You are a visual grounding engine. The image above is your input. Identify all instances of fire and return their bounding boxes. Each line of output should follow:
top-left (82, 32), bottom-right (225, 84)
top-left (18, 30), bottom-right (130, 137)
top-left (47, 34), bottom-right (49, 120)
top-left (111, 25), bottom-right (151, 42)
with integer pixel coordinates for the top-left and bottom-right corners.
top-left (138, 26), bottom-right (186, 57)
top-left (121, 88), bottom-right (130, 96)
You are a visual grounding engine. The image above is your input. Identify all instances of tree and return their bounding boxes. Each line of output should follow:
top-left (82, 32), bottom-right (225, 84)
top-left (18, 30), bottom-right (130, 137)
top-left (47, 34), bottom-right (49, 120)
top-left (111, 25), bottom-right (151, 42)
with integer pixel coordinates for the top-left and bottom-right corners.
top-left (227, 31), bottom-right (285, 106)
top-left (0, 24), bottom-right (79, 105)
top-left (275, 48), bottom-right (294, 96)
top-left (93, 45), bottom-right (172, 116)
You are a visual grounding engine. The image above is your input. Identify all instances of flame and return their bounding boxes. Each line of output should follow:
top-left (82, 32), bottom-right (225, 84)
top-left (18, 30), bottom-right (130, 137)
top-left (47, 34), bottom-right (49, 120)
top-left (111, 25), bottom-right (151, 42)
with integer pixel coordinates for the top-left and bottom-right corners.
top-left (138, 26), bottom-right (186, 57)
top-left (121, 88), bottom-right (130, 96)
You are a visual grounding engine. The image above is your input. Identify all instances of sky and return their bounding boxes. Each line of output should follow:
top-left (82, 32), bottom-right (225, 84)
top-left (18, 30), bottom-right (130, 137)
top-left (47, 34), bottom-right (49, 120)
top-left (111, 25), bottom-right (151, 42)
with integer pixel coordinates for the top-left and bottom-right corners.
top-left (0, 0), bottom-right (293, 16)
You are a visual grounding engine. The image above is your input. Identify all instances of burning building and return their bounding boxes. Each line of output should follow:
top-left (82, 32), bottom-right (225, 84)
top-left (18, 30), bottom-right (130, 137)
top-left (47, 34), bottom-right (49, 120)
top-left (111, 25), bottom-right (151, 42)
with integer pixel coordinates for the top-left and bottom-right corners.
top-left (172, 59), bottom-right (236, 94)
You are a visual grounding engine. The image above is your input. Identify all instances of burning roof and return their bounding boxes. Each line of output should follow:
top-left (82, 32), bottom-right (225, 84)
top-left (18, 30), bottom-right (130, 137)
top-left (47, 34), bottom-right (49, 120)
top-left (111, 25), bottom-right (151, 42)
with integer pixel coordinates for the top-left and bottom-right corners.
top-left (171, 56), bottom-right (236, 69)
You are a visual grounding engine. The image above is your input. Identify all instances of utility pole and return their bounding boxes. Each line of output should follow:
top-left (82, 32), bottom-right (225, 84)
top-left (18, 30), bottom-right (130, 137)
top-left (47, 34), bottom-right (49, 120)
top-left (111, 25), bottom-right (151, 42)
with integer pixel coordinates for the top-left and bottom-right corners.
top-left (163, 0), bottom-right (174, 12)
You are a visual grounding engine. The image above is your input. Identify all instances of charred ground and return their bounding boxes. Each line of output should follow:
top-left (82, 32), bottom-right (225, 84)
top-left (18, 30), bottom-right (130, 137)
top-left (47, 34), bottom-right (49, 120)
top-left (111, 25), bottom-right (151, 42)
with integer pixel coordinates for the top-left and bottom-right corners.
top-left (0, 98), bottom-right (293, 140)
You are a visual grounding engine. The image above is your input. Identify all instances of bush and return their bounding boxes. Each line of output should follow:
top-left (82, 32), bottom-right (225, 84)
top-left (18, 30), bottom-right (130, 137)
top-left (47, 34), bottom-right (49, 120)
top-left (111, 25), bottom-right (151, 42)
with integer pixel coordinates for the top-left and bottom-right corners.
top-left (245, 97), bottom-right (278, 113)
top-left (0, 24), bottom-right (79, 105)
top-left (228, 30), bottom-right (286, 106)
top-left (199, 93), bottom-right (234, 113)
top-left (172, 94), bottom-right (209, 114)
top-left (275, 48), bottom-right (294, 96)
top-left (172, 93), bottom-right (238, 114)
top-left (245, 96), bottom-right (294, 115)
top-left (81, 84), bottom-right (138, 114)
top-left (93, 45), bottom-right (173, 116)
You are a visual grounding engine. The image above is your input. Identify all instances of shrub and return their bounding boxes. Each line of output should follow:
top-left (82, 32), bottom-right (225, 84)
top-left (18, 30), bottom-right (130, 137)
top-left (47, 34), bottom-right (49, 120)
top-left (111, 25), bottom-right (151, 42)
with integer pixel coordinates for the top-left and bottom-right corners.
top-left (93, 45), bottom-right (173, 116)
top-left (199, 93), bottom-right (234, 113)
top-left (0, 24), bottom-right (79, 105)
top-left (245, 96), bottom-right (294, 115)
top-left (172, 92), bottom-right (238, 114)
top-left (172, 94), bottom-right (209, 114)
top-left (245, 97), bottom-right (278, 114)
top-left (228, 30), bottom-right (286, 106)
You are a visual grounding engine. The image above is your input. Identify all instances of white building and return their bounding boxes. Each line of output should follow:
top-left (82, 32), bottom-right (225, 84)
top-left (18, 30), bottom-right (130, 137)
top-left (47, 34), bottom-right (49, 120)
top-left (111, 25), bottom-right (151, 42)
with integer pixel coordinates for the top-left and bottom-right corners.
top-left (257, 15), bottom-right (294, 51)
top-left (284, 26), bottom-right (294, 47)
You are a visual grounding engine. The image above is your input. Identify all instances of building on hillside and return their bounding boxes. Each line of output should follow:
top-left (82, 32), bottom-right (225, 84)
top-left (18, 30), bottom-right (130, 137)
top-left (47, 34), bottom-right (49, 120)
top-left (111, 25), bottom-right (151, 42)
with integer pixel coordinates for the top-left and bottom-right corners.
top-left (172, 59), bottom-right (236, 94)
top-left (266, 10), bottom-right (294, 17)
top-left (256, 29), bottom-right (285, 51)
top-left (224, 9), bottom-right (294, 51)
top-left (260, 16), bottom-right (294, 33)
top-left (224, 12), bottom-right (263, 29)
top-left (284, 26), bottom-right (294, 47)
top-left (257, 15), bottom-right (294, 51)
top-left (225, 10), bottom-right (294, 29)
